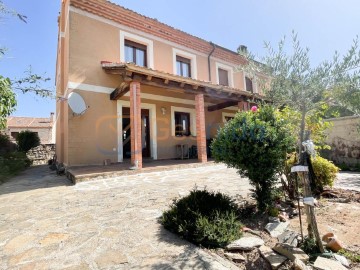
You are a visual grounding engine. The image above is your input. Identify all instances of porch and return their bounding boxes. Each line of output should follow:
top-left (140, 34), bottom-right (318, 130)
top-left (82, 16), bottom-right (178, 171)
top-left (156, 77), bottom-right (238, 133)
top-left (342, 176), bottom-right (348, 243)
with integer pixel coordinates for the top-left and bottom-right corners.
top-left (100, 62), bottom-right (263, 170)
top-left (67, 158), bottom-right (215, 184)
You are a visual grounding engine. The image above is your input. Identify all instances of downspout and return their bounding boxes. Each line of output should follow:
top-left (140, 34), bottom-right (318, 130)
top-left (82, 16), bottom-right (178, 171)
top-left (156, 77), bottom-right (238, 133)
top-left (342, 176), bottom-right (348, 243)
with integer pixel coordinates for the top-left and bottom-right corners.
top-left (208, 42), bottom-right (216, 82)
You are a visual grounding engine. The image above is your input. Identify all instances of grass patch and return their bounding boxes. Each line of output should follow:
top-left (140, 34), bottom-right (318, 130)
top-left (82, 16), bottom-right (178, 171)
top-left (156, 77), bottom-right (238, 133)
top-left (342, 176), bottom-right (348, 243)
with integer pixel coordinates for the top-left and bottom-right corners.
top-left (0, 152), bottom-right (32, 183)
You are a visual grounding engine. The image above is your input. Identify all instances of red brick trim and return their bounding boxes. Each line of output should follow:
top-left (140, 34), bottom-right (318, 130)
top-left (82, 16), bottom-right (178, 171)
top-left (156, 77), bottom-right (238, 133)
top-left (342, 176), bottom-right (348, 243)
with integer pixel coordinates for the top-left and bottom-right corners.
top-left (130, 82), bottom-right (142, 169)
top-left (195, 94), bottom-right (207, 163)
top-left (70, 0), bottom-right (247, 66)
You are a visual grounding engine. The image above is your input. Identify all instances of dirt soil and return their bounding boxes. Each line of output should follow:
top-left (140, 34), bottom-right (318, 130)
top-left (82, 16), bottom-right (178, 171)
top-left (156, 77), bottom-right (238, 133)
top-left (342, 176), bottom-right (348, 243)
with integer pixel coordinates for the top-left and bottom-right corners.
top-left (213, 189), bottom-right (360, 270)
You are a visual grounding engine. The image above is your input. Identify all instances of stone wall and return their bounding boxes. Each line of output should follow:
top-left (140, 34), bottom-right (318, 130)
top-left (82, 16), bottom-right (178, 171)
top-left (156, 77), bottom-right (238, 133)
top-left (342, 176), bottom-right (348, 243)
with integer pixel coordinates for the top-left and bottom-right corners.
top-left (323, 116), bottom-right (360, 166)
top-left (27, 144), bottom-right (56, 165)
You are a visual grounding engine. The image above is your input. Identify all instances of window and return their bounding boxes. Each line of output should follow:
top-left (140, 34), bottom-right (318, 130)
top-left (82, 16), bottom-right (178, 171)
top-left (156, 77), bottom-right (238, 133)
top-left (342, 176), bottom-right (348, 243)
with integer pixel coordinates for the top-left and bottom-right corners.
top-left (245, 76), bottom-right (253, 92)
top-left (176, 56), bottom-right (191, 77)
top-left (124, 40), bottom-right (147, 67)
top-left (224, 116), bottom-right (234, 122)
top-left (222, 112), bottom-right (235, 123)
top-left (218, 68), bottom-right (229, 86)
top-left (174, 112), bottom-right (190, 136)
top-left (215, 62), bottom-right (233, 87)
top-left (172, 48), bottom-right (197, 79)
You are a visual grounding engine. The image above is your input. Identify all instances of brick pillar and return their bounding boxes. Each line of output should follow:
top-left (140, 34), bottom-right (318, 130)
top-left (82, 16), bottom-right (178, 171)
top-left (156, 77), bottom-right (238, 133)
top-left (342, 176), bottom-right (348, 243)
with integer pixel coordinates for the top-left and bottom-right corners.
top-left (130, 82), bottom-right (142, 169)
top-left (238, 101), bottom-right (249, 111)
top-left (195, 93), bottom-right (207, 163)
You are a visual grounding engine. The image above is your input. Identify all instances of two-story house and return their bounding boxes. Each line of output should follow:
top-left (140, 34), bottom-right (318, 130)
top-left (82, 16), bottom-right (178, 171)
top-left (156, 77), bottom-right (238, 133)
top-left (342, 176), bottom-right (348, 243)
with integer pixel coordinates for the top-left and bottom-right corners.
top-left (56, 0), bottom-right (264, 168)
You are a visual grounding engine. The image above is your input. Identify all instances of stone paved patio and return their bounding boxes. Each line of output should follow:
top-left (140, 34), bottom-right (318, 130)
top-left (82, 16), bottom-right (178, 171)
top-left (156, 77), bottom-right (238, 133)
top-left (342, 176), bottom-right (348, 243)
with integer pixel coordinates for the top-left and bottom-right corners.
top-left (1, 164), bottom-right (359, 269)
top-left (335, 171), bottom-right (360, 192)
top-left (0, 164), bottom-right (251, 269)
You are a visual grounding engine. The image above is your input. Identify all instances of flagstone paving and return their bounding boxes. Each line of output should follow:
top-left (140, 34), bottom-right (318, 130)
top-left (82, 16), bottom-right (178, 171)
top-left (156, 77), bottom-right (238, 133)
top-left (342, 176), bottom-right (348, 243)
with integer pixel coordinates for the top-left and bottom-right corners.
top-left (1, 164), bottom-right (358, 269)
top-left (0, 164), bottom-right (250, 270)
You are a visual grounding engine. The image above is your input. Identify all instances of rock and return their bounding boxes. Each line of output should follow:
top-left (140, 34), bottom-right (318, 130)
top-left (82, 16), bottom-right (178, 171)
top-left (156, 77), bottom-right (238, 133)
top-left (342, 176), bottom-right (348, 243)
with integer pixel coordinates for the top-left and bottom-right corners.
top-left (247, 230), bottom-right (262, 238)
top-left (259, 245), bottom-right (287, 269)
top-left (272, 243), bottom-right (309, 262)
top-left (278, 213), bottom-right (288, 222)
top-left (289, 209), bottom-right (299, 218)
top-left (277, 230), bottom-right (299, 247)
top-left (313, 256), bottom-right (348, 270)
top-left (269, 217), bottom-right (280, 223)
top-left (293, 200), bottom-right (304, 209)
top-left (265, 221), bottom-right (289, 238)
top-left (242, 227), bottom-right (252, 232)
top-left (333, 254), bottom-right (350, 267)
top-left (224, 252), bottom-right (246, 262)
top-left (226, 237), bottom-right (265, 251)
top-left (294, 258), bottom-right (308, 270)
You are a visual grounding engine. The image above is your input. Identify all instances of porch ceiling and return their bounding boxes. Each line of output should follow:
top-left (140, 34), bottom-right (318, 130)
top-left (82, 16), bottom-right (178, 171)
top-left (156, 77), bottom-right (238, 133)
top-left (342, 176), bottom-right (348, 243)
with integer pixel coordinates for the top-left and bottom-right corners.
top-left (101, 62), bottom-right (265, 109)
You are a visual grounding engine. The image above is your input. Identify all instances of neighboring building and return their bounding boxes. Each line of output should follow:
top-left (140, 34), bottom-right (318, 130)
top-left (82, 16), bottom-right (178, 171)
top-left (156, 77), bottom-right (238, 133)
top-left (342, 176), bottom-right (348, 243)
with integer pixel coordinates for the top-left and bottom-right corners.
top-left (323, 116), bottom-right (360, 166)
top-left (56, 0), bottom-right (266, 167)
top-left (6, 113), bottom-right (55, 144)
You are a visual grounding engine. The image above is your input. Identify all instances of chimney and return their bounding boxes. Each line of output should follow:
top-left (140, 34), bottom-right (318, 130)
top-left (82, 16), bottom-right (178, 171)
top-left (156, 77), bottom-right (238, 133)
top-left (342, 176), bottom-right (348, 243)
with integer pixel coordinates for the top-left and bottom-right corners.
top-left (238, 45), bottom-right (248, 54)
top-left (50, 112), bottom-right (55, 122)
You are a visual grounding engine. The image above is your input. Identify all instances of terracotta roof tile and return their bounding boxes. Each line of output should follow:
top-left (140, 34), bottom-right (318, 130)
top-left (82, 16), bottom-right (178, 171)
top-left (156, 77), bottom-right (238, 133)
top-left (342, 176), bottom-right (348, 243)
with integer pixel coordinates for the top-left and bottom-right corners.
top-left (70, 0), bottom-right (247, 66)
top-left (7, 117), bottom-right (53, 128)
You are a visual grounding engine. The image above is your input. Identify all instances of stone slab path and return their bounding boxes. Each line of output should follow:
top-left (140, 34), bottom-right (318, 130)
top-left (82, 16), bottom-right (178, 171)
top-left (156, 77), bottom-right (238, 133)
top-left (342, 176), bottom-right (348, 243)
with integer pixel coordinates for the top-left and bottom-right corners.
top-left (0, 164), bottom-right (251, 270)
top-left (335, 171), bottom-right (360, 192)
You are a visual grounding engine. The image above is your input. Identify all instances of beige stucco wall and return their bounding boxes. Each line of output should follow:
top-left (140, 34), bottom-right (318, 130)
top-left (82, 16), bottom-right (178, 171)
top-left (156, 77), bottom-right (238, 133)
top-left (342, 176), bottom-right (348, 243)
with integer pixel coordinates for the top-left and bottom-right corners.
top-left (324, 116), bottom-right (360, 166)
top-left (67, 11), bottom-right (248, 89)
top-left (65, 84), bottom-right (236, 165)
top-left (57, 8), bottom-right (257, 165)
top-left (67, 90), bottom-right (118, 165)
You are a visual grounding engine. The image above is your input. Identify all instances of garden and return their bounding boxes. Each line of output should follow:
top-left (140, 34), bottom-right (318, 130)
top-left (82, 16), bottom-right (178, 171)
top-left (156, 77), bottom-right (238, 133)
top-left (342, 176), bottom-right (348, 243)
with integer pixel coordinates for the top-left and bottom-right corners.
top-left (160, 105), bottom-right (360, 270)
top-left (0, 130), bottom-right (39, 183)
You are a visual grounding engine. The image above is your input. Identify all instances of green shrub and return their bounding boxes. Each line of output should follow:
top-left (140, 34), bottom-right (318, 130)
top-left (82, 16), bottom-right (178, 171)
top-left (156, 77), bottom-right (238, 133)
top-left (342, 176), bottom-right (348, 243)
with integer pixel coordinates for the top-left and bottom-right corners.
top-left (16, 130), bottom-right (40, 152)
top-left (300, 236), bottom-right (320, 255)
top-left (161, 189), bottom-right (243, 248)
top-left (0, 133), bottom-right (10, 147)
top-left (285, 153), bottom-right (339, 193)
top-left (211, 105), bottom-right (295, 211)
top-left (0, 151), bottom-right (32, 182)
top-left (338, 249), bottom-right (360, 263)
top-left (312, 156), bottom-right (339, 189)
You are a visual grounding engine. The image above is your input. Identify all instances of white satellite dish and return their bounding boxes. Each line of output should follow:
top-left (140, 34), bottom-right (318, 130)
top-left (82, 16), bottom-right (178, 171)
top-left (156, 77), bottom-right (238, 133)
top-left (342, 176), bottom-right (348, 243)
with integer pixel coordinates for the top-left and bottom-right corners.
top-left (68, 92), bottom-right (88, 115)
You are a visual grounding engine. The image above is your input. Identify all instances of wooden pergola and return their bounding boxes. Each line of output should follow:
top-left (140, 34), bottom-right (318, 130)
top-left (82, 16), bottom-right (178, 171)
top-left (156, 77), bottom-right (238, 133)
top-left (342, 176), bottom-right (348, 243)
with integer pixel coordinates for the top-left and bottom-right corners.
top-left (101, 62), bottom-right (265, 169)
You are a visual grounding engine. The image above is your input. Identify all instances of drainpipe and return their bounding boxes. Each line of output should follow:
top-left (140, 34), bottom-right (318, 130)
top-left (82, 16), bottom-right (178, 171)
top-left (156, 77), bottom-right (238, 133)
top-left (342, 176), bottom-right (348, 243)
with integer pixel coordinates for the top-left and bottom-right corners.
top-left (208, 42), bottom-right (216, 82)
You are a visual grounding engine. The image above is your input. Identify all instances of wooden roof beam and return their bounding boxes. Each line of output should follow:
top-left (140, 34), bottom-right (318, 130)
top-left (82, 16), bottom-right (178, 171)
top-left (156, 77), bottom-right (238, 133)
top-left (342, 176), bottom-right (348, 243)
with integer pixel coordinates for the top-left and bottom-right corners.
top-left (110, 82), bottom-right (130, 100)
top-left (207, 100), bottom-right (239, 112)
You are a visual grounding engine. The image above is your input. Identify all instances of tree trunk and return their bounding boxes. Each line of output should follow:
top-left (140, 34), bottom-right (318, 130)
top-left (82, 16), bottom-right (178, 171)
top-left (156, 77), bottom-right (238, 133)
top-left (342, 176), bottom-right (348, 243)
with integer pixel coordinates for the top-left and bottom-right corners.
top-left (298, 105), bottom-right (306, 160)
top-left (298, 171), bottom-right (324, 253)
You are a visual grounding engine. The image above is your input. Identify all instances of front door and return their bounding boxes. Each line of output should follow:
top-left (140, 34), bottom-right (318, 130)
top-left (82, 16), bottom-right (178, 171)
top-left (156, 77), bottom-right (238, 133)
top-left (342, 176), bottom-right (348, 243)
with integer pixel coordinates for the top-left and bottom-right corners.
top-left (122, 107), bottom-right (151, 159)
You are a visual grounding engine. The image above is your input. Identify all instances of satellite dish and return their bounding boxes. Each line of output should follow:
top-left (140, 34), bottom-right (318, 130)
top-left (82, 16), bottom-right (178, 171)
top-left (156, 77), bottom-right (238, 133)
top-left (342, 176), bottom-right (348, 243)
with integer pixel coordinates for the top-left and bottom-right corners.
top-left (68, 92), bottom-right (88, 115)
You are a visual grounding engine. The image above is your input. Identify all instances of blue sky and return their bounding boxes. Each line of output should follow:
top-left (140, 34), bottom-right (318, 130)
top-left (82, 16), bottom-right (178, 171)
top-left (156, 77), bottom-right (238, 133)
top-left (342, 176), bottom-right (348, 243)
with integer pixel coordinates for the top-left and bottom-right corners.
top-left (1, 0), bottom-right (359, 117)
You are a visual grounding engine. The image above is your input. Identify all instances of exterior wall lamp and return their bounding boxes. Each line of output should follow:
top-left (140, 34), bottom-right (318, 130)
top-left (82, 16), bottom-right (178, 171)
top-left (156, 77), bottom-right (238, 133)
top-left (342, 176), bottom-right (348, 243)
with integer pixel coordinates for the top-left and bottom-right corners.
top-left (161, 107), bottom-right (167, 115)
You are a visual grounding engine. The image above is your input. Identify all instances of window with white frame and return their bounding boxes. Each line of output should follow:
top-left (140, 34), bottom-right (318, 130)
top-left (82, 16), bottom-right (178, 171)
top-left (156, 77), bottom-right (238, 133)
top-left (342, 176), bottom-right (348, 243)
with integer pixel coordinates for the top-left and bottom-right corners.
top-left (215, 62), bottom-right (233, 87)
top-left (176, 55), bottom-right (191, 77)
top-left (245, 76), bottom-right (254, 92)
top-left (120, 30), bottom-right (154, 69)
top-left (124, 40), bottom-right (147, 67)
top-left (172, 48), bottom-right (197, 79)
top-left (171, 106), bottom-right (196, 136)
top-left (174, 112), bottom-right (190, 136)
top-left (222, 112), bottom-right (235, 123)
